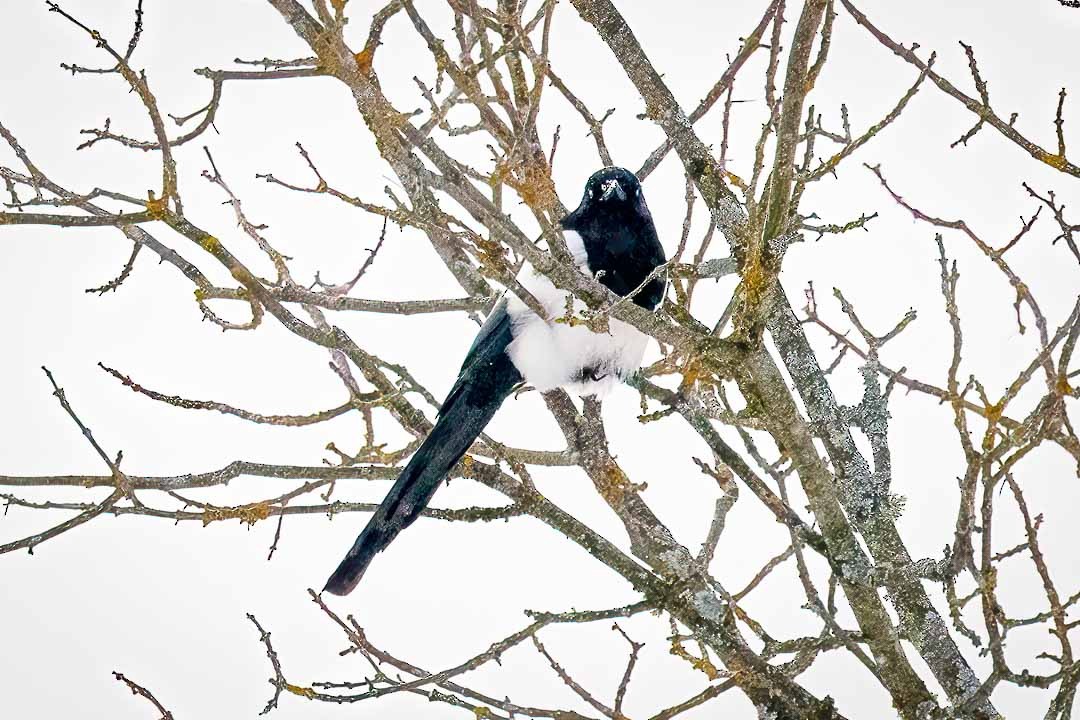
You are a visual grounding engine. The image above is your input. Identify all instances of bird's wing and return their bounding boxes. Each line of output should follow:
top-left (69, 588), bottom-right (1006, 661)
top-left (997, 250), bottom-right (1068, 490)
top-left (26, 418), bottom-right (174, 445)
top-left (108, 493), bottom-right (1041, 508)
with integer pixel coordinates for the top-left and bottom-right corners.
top-left (439, 296), bottom-right (517, 416)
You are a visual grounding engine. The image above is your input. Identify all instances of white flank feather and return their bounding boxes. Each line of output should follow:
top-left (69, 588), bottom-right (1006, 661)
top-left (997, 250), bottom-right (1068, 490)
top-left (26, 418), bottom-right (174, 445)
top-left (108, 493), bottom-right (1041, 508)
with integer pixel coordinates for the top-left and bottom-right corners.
top-left (504, 231), bottom-right (650, 398)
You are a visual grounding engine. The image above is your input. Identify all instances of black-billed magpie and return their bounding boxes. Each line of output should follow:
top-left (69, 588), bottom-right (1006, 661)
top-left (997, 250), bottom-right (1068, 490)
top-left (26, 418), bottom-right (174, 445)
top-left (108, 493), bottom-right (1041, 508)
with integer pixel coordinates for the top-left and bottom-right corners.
top-left (323, 167), bottom-right (666, 595)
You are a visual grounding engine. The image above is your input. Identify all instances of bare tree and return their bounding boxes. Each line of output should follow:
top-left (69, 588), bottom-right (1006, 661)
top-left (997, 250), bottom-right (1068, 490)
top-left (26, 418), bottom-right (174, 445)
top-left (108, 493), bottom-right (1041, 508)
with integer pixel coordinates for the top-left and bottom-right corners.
top-left (2, 1), bottom-right (1078, 718)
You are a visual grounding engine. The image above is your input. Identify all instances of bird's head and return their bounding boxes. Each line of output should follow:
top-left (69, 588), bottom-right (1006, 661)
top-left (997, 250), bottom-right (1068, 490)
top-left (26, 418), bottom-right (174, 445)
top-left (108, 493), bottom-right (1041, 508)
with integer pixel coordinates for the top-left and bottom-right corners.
top-left (561, 166), bottom-right (652, 230)
top-left (559, 166), bottom-right (666, 309)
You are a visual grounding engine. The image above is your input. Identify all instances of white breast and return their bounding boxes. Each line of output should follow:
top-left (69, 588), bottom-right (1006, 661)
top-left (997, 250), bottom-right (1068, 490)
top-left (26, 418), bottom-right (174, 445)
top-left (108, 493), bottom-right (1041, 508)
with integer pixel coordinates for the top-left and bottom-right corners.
top-left (504, 231), bottom-right (651, 398)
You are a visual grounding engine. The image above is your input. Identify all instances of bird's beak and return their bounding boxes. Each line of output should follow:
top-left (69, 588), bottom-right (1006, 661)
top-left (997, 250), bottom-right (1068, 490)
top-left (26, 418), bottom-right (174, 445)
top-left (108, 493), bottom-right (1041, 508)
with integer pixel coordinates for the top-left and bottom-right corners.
top-left (600, 179), bottom-right (626, 202)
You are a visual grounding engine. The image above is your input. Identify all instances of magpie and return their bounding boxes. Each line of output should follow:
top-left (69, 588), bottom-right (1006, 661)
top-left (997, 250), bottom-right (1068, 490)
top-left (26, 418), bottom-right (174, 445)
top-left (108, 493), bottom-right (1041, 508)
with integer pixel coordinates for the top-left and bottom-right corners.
top-left (323, 167), bottom-right (666, 595)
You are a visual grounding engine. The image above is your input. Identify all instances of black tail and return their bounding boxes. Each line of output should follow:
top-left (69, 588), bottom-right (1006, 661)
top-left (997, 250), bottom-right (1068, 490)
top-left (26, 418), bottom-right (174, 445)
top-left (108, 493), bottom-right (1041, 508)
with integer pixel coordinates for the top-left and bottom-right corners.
top-left (323, 302), bottom-right (521, 595)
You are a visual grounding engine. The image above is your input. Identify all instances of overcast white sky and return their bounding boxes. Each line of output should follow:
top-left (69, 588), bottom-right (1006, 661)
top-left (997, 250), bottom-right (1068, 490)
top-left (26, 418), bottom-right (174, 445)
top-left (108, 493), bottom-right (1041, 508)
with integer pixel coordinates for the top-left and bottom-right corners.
top-left (2, 1), bottom-right (1079, 718)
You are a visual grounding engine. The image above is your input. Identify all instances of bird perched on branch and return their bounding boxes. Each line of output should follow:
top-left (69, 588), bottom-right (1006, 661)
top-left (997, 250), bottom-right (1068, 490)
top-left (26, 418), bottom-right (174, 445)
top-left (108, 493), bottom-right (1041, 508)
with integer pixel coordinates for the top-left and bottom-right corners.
top-left (323, 167), bottom-right (666, 595)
